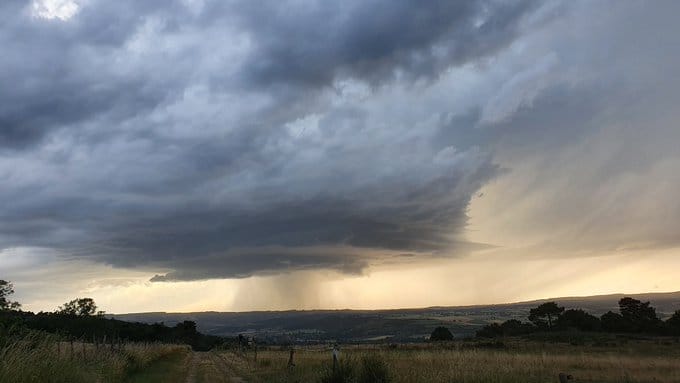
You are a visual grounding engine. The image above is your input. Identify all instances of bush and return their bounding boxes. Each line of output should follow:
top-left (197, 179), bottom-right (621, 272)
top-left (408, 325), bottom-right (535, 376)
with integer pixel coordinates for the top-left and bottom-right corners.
top-left (601, 311), bottom-right (629, 332)
top-left (358, 355), bottom-right (391, 383)
top-left (476, 323), bottom-right (503, 338)
top-left (476, 320), bottom-right (534, 338)
top-left (500, 319), bottom-right (534, 336)
top-left (667, 310), bottom-right (680, 335)
top-left (556, 309), bottom-right (601, 332)
top-left (429, 326), bottom-right (454, 341)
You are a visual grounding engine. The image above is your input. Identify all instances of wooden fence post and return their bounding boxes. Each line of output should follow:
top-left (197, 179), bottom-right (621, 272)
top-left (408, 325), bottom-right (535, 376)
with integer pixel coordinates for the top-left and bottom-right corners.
top-left (287, 348), bottom-right (295, 368)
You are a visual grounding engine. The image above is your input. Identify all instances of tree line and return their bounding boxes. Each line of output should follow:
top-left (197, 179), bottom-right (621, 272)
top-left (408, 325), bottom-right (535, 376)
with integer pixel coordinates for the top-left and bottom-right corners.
top-left (475, 298), bottom-right (680, 338)
top-left (0, 279), bottom-right (224, 350)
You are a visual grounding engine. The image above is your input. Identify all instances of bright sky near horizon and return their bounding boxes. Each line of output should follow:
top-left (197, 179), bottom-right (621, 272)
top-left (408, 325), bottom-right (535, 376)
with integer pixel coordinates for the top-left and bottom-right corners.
top-left (2, 0), bottom-right (680, 313)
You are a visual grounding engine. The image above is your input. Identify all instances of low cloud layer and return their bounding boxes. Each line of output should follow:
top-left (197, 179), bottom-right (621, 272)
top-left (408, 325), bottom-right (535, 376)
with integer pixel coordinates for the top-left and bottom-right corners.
top-left (2, 0), bottom-right (680, 287)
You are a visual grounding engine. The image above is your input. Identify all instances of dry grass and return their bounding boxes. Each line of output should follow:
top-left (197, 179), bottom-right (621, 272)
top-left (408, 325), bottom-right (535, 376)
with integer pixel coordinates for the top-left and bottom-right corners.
top-left (0, 330), bottom-right (187, 383)
top-left (229, 340), bottom-right (680, 383)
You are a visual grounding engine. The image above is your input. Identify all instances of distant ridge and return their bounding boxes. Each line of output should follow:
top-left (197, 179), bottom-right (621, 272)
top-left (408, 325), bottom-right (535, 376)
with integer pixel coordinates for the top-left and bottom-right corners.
top-left (115, 290), bottom-right (680, 316)
top-left (112, 290), bottom-right (680, 342)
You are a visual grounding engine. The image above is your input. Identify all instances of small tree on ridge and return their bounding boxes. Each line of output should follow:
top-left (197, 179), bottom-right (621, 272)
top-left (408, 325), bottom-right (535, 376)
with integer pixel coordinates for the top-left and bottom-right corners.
top-left (57, 297), bottom-right (100, 316)
top-left (528, 302), bottom-right (564, 330)
top-left (0, 279), bottom-right (21, 311)
top-left (430, 326), bottom-right (454, 341)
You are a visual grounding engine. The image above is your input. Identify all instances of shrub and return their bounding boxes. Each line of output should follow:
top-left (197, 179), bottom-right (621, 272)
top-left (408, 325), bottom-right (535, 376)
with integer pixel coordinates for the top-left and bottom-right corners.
top-left (500, 319), bottom-right (534, 336)
top-left (429, 326), bottom-right (454, 341)
top-left (476, 323), bottom-right (503, 338)
top-left (556, 309), bottom-right (601, 332)
top-left (601, 311), bottom-right (628, 332)
top-left (476, 320), bottom-right (534, 338)
top-left (667, 310), bottom-right (680, 335)
top-left (358, 355), bottom-right (391, 383)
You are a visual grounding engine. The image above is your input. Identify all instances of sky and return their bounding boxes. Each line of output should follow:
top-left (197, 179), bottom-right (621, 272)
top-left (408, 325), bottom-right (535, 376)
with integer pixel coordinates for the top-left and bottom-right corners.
top-left (1, 0), bottom-right (680, 314)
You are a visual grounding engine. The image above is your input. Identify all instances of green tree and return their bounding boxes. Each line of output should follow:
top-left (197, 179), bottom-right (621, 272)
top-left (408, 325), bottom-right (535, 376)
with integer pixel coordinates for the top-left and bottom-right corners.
top-left (528, 302), bottom-right (564, 329)
top-left (429, 326), bottom-right (454, 341)
top-left (57, 298), bottom-right (100, 316)
top-left (0, 279), bottom-right (21, 311)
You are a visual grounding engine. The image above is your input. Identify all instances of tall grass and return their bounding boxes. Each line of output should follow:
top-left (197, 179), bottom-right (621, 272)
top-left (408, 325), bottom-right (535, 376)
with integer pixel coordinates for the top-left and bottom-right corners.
top-left (234, 341), bottom-right (680, 383)
top-left (0, 325), bottom-right (187, 383)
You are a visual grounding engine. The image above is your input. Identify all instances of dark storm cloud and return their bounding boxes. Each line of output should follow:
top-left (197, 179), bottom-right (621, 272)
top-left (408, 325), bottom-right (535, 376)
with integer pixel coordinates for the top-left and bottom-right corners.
top-left (148, 248), bottom-right (369, 282)
top-left (0, 0), bottom-right (538, 148)
top-left (3, 0), bottom-right (680, 286)
top-left (235, 0), bottom-right (539, 87)
top-left (0, 0), bottom-right (185, 148)
top-left (0, 0), bottom-right (533, 281)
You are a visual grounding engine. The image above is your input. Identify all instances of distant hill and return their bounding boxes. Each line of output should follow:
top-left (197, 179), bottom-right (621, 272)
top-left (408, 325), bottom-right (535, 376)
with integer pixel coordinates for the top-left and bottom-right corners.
top-left (113, 291), bottom-right (680, 344)
top-left (505, 291), bottom-right (680, 313)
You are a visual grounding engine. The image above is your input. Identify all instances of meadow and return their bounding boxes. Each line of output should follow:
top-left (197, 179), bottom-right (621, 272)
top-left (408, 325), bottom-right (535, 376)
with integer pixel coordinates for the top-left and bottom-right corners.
top-left (0, 327), bottom-right (188, 383)
top-left (227, 337), bottom-right (680, 383)
top-left (2, 332), bottom-right (680, 382)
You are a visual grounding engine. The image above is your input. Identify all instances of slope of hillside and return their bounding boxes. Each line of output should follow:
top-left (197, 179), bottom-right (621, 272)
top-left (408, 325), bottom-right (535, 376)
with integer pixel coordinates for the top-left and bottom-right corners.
top-left (113, 291), bottom-right (680, 343)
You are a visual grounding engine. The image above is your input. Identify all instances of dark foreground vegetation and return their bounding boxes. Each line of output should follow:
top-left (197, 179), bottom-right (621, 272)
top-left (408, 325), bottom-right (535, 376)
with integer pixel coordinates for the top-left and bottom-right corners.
top-left (0, 324), bottom-right (188, 383)
top-left (0, 279), bottom-right (224, 351)
top-left (473, 297), bottom-right (680, 338)
top-left (1, 279), bottom-right (233, 382)
top-left (1, 309), bottom-right (223, 351)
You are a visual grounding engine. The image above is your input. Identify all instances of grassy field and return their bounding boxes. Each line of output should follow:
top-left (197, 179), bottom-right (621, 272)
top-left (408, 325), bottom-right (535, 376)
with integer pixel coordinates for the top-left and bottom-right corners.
top-left (0, 329), bottom-right (188, 383)
top-left (225, 337), bottom-right (680, 383)
top-left (3, 329), bottom-right (680, 382)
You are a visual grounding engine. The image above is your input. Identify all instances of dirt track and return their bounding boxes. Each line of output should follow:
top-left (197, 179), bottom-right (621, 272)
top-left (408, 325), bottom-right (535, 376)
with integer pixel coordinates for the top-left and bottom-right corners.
top-left (185, 351), bottom-right (246, 383)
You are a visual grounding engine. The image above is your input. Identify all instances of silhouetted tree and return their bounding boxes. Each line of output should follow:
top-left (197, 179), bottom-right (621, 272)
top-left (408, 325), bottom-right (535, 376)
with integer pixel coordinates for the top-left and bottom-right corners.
top-left (476, 320), bottom-right (534, 338)
top-left (57, 298), bottom-right (100, 316)
top-left (528, 302), bottom-right (564, 330)
top-left (500, 319), bottom-right (535, 335)
top-left (0, 280), bottom-right (21, 311)
top-left (555, 309), bottom-right (601, 332)
top-left (667, 310), bottom-right (680, 335)
top-left (174, 320), bottom-right (199, 344)
top-left (476, 323), bottom-right (503, 338)
top-left (618, 297), bottom-right (662, 333)
top-left (429, 326), bottom-right (454, 341)
top-left (600, 311), bottom-right (627, 332)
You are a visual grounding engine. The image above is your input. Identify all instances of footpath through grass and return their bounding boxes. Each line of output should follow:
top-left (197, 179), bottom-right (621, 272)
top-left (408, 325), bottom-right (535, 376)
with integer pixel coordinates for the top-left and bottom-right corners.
top-left (0, 326), bottom-right (189, 383)
top-left (125, 349), bottom-right (191, 383)
top-left (126, 350), bottom-right (248, 383)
